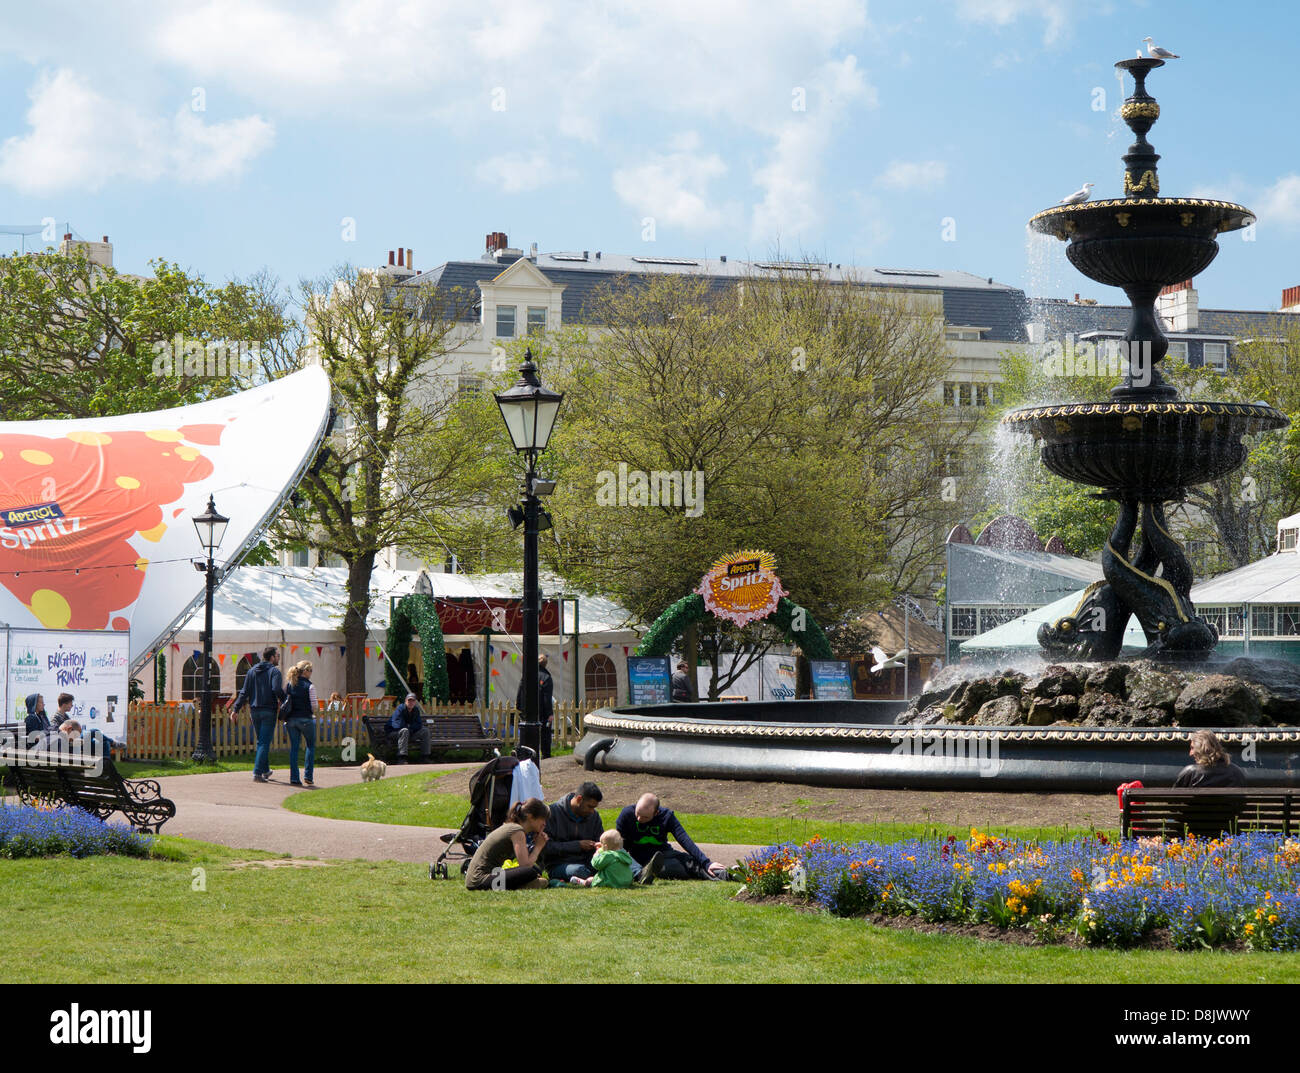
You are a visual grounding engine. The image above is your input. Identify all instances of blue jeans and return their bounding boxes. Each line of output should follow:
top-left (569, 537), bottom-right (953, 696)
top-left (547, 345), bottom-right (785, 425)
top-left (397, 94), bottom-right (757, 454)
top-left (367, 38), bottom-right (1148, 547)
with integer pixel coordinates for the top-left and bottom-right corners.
top-left (251, 709), bottom-right (277, 777)
top-left (548, 860), bottom-right (595, 881)
top-left (287, 717), bottom-right (315, 784)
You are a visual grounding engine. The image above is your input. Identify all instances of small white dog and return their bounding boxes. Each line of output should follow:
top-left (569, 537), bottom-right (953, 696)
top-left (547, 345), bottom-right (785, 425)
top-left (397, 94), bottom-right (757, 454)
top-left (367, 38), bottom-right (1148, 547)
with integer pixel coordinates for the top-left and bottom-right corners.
top-left (360, 753), bottom-right (387, 782)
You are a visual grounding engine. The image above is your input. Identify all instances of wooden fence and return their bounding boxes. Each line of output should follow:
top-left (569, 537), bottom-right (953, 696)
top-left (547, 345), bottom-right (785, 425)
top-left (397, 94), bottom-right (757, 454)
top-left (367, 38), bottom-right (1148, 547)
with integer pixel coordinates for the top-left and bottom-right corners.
top-left (124, 699), bottom-right (605, 761)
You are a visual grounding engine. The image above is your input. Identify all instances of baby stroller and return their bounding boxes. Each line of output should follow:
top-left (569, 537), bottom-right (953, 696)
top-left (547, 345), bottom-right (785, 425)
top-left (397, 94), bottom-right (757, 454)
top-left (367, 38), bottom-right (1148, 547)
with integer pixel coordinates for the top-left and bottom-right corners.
top-left (429, 746), bottom-right (537, 880)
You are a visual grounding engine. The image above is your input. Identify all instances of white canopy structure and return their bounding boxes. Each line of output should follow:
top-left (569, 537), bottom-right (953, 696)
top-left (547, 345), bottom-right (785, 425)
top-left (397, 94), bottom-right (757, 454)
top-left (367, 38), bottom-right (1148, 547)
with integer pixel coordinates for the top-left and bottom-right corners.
top-left (164, 565), bottom-right (643, 707)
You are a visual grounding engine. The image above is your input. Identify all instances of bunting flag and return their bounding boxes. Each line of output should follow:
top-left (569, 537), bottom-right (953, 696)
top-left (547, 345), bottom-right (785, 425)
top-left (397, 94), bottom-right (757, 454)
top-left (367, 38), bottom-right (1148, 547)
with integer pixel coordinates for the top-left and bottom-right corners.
top-left (340, 646), bottom-right (346, 657)
top-left (623, 647), bottom-right (629, 656)
top-left (218, 653), bottom-right (227, 665)
top-left (317, 646), bottom-right (323, 657)
top-left (192, 650), bottom-right (201, 662)
top-left (365, 647), bottom-right (371, 659)
top-left (562, 651), bottom-right (569, 662)
top-left (510, 652), bottom-right (517, 663)
top-left (172, 643), bottom-right (181, 652)
top-left (491, 668), bottom-right (500, 676)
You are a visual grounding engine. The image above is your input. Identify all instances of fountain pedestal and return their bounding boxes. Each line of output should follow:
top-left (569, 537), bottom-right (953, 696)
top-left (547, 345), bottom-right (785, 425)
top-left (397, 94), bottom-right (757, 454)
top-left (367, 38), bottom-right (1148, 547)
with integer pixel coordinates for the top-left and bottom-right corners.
top-left (1006, 58), bottom-right (1287, 660)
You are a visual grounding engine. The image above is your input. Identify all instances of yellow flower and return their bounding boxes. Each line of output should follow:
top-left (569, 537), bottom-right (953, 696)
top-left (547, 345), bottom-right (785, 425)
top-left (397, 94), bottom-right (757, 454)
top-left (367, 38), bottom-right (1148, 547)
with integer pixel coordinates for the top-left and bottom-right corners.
top-left (1245, 924), bottom-right (1256, 935)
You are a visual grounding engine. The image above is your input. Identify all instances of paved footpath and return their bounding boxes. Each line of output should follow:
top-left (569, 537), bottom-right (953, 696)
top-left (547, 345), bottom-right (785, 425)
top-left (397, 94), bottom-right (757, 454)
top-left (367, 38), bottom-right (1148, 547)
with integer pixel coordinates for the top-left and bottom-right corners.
top-left (157, 764), bottom-right (757, 868)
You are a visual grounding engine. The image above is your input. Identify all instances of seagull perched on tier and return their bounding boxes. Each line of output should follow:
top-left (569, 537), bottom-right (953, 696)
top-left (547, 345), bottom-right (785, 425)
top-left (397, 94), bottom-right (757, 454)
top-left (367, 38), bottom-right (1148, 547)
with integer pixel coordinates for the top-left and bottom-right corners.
top-left (870, 645), bottom-right (908, 674)
top-left (1059, 182), bottom-right (1094, 205)
top-left (1144, 37), bottom-right (1179, 59)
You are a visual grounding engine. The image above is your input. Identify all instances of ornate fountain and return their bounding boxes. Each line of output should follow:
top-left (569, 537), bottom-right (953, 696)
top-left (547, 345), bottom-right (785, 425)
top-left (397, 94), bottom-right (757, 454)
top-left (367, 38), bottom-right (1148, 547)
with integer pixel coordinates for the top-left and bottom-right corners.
top-left (1005, 57), bottom-right (1288, 661)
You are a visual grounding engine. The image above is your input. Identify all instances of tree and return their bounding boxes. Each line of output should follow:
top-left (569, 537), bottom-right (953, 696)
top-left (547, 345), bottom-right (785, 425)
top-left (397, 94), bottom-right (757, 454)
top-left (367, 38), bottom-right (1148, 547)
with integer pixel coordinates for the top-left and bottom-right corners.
top-left (282, 266), bottom-right (494, 693)
top-left (0, 247), bottom-right (268, 419)
top-left (533, 269), bottom-right (969, 698)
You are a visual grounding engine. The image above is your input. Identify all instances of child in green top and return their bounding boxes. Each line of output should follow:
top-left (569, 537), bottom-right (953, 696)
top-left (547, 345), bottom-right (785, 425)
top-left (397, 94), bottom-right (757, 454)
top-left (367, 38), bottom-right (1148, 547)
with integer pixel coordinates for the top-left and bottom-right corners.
top-left (570, 829), bottom-right (636, 888)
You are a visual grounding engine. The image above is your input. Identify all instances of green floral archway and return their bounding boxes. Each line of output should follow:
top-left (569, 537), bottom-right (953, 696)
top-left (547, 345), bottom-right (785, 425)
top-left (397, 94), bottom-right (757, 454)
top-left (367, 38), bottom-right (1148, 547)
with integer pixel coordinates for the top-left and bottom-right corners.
top-left (386, 594), bottom-right (450, 703)
top-left (635, 594), bottom-right (833, 660)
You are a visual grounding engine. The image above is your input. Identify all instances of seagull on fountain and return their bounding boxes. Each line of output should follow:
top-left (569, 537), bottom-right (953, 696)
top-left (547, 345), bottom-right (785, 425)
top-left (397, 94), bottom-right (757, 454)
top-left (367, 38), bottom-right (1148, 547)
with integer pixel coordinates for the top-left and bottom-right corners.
top-left (1144, 37), bottom-right (1179, 59)
top-left (870, 645), bottom-right (908, 674)
top-left (1059, 182), bottom-right (1094, 206)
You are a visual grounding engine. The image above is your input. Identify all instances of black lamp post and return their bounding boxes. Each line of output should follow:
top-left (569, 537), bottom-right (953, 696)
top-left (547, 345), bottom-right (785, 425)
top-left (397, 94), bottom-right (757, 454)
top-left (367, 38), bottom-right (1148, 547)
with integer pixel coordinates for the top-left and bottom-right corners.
top-left (494, 352), bottom-right (563, 758)
top-left (191, 494), bottom-right (229, 763)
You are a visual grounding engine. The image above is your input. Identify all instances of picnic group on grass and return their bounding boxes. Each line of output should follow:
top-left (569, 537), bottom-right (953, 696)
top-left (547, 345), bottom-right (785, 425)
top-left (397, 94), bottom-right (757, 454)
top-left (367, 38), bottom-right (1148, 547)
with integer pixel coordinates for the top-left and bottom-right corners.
top-left (464, 781), bottom-right (734, 891)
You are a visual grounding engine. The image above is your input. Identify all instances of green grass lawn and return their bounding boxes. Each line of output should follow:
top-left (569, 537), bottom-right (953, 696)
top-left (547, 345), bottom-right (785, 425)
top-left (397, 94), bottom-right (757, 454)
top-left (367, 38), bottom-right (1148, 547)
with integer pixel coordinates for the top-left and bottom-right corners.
top-left (1, 837), bottom-right (1296, 983)
top-left (284, 771), bottom-right (1122, 846)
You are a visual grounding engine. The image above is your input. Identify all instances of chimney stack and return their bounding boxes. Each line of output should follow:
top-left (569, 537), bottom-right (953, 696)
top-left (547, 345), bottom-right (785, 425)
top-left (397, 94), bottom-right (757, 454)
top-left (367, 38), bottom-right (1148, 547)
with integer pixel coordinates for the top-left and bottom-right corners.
top-left (1282, 285), bottom-right (1300, 312)
top-left (388, 251), bottom-right (395, 266)
top-left (1156, 280), bottom-right (1199, 331)
top-left (406, 249), bottom-right (413, 271)
top-left (397, 248), bottom-right (404, 268)
top-left (486, 231), bottom-right (508, 254)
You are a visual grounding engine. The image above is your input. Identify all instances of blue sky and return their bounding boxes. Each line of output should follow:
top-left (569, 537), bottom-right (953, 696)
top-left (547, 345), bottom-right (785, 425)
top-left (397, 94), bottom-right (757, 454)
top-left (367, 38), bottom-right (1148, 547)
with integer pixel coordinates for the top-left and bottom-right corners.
top-left (0, 0), bottom-right (1295, 310)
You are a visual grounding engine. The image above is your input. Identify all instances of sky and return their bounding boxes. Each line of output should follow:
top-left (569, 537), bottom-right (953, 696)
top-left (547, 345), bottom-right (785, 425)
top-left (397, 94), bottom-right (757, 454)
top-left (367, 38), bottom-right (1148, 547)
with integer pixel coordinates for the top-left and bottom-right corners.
top-left (0, 0), bottom-right (1296, 311)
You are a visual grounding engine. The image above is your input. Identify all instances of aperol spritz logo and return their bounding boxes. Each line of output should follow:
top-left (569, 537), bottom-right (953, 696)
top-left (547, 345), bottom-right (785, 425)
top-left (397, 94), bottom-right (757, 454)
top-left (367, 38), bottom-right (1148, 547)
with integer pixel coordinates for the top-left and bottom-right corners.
top-left (696, 549), bottom-right (787, 628)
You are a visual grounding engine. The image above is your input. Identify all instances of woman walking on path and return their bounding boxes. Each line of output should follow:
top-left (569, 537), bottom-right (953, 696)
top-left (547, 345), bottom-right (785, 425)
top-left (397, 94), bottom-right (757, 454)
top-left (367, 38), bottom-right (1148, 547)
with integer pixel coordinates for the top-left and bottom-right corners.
top-left (284, 661), bottom-right (318, 788)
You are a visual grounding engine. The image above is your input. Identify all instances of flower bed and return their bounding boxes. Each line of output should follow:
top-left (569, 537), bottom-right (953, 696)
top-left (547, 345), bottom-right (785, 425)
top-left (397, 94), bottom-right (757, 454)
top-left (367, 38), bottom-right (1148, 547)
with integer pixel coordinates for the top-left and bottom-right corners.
top-left (738, 830), bottom-right (1300, 951)
top-left (0, 804), bottom-right (153, 859)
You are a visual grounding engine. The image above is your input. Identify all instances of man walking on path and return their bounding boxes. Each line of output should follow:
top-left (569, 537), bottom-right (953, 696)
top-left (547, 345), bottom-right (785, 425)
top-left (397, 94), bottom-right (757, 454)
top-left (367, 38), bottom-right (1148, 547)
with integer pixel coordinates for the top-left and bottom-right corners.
top-left (227, 647), bottom-right (284, 783)
top-left (616, 793), bottom-right (729, 880)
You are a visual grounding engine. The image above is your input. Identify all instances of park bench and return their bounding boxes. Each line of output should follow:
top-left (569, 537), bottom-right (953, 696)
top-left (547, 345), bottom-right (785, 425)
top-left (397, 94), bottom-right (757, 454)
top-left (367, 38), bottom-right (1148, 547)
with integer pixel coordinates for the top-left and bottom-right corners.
top-left (1120, 787), bottom-right (1300, 840)
top-left (361, 714), bottom-right (503, 762)
top-left (0, 748), bottom-right (176, 833)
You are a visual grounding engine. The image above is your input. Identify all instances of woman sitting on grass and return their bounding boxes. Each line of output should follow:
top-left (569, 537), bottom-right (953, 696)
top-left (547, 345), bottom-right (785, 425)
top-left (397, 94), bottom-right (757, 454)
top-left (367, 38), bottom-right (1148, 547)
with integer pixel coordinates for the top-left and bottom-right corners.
top-left (465, 798), bottom-right (550, 891)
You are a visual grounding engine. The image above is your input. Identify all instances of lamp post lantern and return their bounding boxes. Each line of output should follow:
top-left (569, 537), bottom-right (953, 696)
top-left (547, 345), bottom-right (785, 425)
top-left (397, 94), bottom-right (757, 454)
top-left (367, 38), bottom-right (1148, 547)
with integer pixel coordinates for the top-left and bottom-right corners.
top-left (494, 352), bottom-right (563, 759)
top-left (191, 494), bottom-right (229, 763)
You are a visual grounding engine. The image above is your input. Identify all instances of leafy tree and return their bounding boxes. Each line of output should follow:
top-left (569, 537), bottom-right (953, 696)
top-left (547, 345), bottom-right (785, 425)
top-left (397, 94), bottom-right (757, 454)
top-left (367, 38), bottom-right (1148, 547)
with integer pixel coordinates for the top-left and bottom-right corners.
top-left (532, 270), bottom-right (969, 698)
top-left (0, 246), bottom-right (271, 419)
top-left (280, 266), bottom-right (493, 693)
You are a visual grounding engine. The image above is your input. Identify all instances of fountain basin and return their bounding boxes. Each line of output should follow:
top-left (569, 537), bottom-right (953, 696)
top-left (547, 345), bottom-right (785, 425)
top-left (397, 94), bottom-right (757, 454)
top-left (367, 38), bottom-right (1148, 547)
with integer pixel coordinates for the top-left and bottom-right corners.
top-left (574, 704), bottom-right (1300, 791)
top-left (1002, 400), bottom-right (1287, 497)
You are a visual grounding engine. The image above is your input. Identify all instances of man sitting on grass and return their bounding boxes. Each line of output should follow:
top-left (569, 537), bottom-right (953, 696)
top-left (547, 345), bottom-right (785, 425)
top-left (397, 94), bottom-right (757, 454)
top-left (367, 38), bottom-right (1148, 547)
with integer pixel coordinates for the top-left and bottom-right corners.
top-left (616, 792), bottom-right (729, 881)
top-left (544, 781), bottom-right (606, 881)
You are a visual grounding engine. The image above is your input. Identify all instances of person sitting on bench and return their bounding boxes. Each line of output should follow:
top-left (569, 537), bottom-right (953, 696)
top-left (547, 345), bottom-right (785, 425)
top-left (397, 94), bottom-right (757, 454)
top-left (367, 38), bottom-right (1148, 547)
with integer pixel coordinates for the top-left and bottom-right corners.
top-left (616, 793), bottom-right (728, 880)
top-left (34, 720), bottom-right (82, 758)
top-left (388, 693), bottom-right (431, 763)
top-left (1173, 730), bottom-right (1246, 788)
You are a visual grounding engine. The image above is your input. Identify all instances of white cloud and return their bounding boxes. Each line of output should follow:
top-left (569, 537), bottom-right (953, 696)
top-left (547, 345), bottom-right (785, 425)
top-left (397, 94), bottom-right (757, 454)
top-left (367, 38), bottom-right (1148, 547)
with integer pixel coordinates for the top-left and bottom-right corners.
top-left (475, 152), bottom-right (570, 194)
top-left (876, 159), bottom-right (949, 191)
top-left (0, 69), bottom-right (274, 194)
top-left (613, 138), bottom-right (730, 230)
top-left (953, 0), bottom-right (1070, 46)
top-left (750, 55), bottom-right (876, 242)
top-left (1258, 175), bottom-right (1300, 229)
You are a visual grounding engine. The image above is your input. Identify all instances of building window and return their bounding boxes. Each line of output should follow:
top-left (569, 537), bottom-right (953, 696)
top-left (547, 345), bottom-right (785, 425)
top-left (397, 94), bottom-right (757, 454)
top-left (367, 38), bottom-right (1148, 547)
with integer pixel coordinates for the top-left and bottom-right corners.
top-left (1167, 340), bottom-right (1188, 362)
top-left (1203, 606), bottom-right (1246, 638)
top-left (181, 655), bottom-right (220, 701)
top-left (1203, 342), bottom-right (1228, 372)
top-left (943, 382), bottom-right (955, 406)
top-left (975, 384), bottom-right (989, 407)
top-left (1279, 605), bottom-right (1300, 636)
top-left (1282, 528), bottom-right (1298, 551)
top-left (235, 655), bottom-right (256, 698)
top-left (495, 305), bottom-right (516, 338)
top-left (527, 306), bottom-right (548, 335)
top-left (1252, 605), bottom-right (1275, 636)
top-left (945, 328), bottom-right (983, 341)
top-left (958, 383), bottom-right (972, 406)
top-left (457, 375), bottom-right (484, 401)
top-left (291, 548), bottom-right (310, 567)
top-left (950, 607), bottom-right (978, 637)
top-left (979, 607), bottom-right (1030, 632)
top-left (584, 654), bottom-right (618, 702)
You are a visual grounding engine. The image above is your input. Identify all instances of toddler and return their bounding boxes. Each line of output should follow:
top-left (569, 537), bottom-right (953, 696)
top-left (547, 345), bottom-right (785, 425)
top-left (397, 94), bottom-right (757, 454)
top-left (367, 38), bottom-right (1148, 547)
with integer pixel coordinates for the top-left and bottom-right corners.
top-left (570, 829), bottom-right (636, 888)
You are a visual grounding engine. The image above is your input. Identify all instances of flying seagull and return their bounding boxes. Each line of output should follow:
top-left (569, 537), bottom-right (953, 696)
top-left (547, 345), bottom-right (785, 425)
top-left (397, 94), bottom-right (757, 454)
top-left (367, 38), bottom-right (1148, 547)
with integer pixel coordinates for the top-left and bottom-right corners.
top-left (1144, 37), bottom-right (1179, 59)
top-left (870, 645), bottom-right (908, 674)
top-left (1059, 182), bottom-right (1094, 205)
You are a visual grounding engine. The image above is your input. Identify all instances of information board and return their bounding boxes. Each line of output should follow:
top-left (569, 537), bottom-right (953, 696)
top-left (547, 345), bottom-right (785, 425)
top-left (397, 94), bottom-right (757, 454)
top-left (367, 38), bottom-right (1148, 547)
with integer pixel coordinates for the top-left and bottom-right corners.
top-left (809, 659), bottom-right (853, 700)
top-left (626, 656), bottom-right (671, 706)
top-left (8, 628), bottom-right (131, 742)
